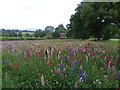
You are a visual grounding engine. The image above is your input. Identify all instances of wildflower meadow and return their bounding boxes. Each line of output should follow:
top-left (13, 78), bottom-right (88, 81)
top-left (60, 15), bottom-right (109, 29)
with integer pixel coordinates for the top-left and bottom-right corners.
top-left (1, 39), bottom-right (120, 88)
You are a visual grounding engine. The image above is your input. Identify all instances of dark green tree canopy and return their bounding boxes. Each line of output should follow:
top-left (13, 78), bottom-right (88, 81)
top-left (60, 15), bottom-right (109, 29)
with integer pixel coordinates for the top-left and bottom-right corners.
top-left (34, 29), bottom-right (46, 37)
top-left (18, 32), bottom-right (22, 37)
top-left (68, 2), bottom-right (120, 40)
top-left (45, 26), bottom-right (55, 32)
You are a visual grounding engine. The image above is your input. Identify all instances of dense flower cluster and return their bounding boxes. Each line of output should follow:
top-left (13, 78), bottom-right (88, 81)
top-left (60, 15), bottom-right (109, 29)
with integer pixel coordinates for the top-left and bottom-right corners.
top-left (1, 40), bottom-right (119, 88)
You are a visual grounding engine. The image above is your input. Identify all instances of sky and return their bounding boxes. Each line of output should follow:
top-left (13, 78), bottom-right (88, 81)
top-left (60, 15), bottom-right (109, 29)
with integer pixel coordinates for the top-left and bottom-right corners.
top-left (0, 0), bottom-right (82, 30)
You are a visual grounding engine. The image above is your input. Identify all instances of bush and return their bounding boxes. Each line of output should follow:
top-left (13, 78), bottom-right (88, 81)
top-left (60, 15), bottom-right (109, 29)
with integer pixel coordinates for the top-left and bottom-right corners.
top-left (1, 37), bottom-right (44, 41)
top-left (44, 35), bottom-right (54, 39)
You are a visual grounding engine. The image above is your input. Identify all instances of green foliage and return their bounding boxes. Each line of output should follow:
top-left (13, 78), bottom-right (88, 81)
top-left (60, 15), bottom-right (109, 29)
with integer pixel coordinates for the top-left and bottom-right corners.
top-left (25, 33), bottom-right (30, 37)
top-left (2, 72), bottom-right (15, 88)
top-left (53, 24), bottom-right (68, 38)
top-left (44, 35), bottom-right (54, 39)
top-left (102, 24), bottom-right (119, 40)
top-left (52, 32), bottom-right (60, 38)
top-left (34, 29), bottom-right (46, 37)
top-left (2, 30), bottom-right (18, 37)
top-left (69, 2), bottom-right (120, 40)
top-left (45, 26), bottom-right (55, 35)
top-left (18, 32), bottom-right (22, 37)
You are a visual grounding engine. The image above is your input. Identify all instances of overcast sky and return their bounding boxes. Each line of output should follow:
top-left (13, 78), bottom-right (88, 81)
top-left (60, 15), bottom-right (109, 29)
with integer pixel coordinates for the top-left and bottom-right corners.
top-left (0, 0), bottom-right (82, 30)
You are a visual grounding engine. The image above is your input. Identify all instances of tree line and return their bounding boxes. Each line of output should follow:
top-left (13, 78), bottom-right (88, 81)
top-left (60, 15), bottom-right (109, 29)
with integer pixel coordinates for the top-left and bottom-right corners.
top-left (0, 24), bottom-right (68, 38)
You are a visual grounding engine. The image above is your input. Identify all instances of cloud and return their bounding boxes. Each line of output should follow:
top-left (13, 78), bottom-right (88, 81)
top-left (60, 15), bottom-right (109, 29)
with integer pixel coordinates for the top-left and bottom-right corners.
top-left (0, 0), bottom-right (81, 30)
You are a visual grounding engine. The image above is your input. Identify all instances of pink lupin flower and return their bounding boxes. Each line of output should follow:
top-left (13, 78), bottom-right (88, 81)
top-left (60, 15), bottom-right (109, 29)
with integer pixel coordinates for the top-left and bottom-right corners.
top-left (80, 57), bottom-right (82, 62)
top-left (48, 55), bottom-right (50, 59)
top-left (41, 74), bottom-right (45, 86)
top-left (9, 64), bottom-right (12, 71)
top-left (109, 59), bottom-right (113, 67)
top-left (27, 52), bottom-right (32, 57)
top-left (58, 55), bottom-right (61, 59)
top-left (52, 63), bottom-right (56, 67)
top-left (15, 63), bottom-right (19, 70)
top-left (57, 50), bottom-right (61, 59)
top-left (102, 50), bottom-right (106, 53)
top-left (46, 60), bottom-right (50, 66)
top-left (39, 52), bottom-right (44, 57)
top-left (44, 55), bottom-right (46, 59)
top-left (35, 51), bottom-right (40, 55)
top-left (88, 53), bottom-right (90, 56)
top-left (50, 47), bottom-right (54, 59)
top-left (83, 49), bottom-right (86, 52)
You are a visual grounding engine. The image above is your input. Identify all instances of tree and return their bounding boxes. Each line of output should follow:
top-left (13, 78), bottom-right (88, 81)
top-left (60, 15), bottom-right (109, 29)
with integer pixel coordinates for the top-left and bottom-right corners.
top-left (34, 29), bottom-right (42, 37)
top-left (18, 32), bottom-right (22, 37)
top-left (53, 24), bottom-right (68, 38)
top-left (40, 31), bottom-right (46, 37)
top-left (45, 26), bottom-right (55, 35)
top-left (34, 29), bottom-right (46, 37)
top-left (69, 2), bottom-right (119, 40)
top-left (25, 33), bottom-right (30, 37)
top-left (66, 24), bottom-right (74, 38)
top-left (55, 24), bottom-right (67, 33)
top-left (7, 30), bottom-right (17, 37)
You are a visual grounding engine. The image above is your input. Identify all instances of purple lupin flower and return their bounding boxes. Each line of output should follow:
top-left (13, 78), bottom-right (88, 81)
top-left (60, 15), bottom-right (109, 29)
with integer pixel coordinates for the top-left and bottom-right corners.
top-left (2, 61), bottom-right (7, 64)
top-left (116, 71), bottom-right (120, 80)
top-left (64, 55), bottom-right (68, 59)
top-left (48, 46), bottom-right (52, 51)
top-left (71, 60), bottom-right (76, 69)
top-left (54, 69), bottom-right (57, 74)
top-left (117, 56), bottom-right (120, 66)
top-left (81, 73), bottom-right (86, 82)
top-left (54, 68), bottom-right (60, 75)
top-left (69, 49), bottom-right (75, 55)
top-left (112, 66), bottom-right (116, 71)
top-left (53, 46), bottom-right (57, 50)
top-left (71, 59), bottom-right (77, 73)
top-left (75, 49), bottom-right (78, 53)
top-left (23, 55), bottom-right (29, 61)
top-left (85, 46), bottom-right (90, 49)
top-left (74, 84), bottom-right (78, 88)
top-left (78, 49), bottom-right (83, 53)
top-left (60, 61), bottom-right (64, 68)
top-left (79, 68), bottom-right (83, 77)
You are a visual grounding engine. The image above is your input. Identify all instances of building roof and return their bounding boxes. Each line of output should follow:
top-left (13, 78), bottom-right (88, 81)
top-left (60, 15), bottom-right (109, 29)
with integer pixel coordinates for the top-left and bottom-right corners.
top-left (59, 33), bottom-right (67, 38)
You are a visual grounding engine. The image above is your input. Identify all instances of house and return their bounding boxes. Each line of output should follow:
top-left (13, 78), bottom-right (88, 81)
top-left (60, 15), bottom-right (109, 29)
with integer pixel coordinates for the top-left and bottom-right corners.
top-left (59, 33), bottom-right (67, 38)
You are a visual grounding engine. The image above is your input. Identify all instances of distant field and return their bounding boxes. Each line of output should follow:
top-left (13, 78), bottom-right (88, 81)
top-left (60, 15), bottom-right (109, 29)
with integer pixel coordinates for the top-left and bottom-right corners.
top-left (21, 32), bottom-right (34, 35)
top-left (17, 32), bottom-right (34, 36)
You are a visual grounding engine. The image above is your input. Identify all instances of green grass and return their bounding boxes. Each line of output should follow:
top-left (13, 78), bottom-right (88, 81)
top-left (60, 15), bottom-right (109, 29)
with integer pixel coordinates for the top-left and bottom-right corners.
top-left (21, 32), bottom-right (34, 35)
